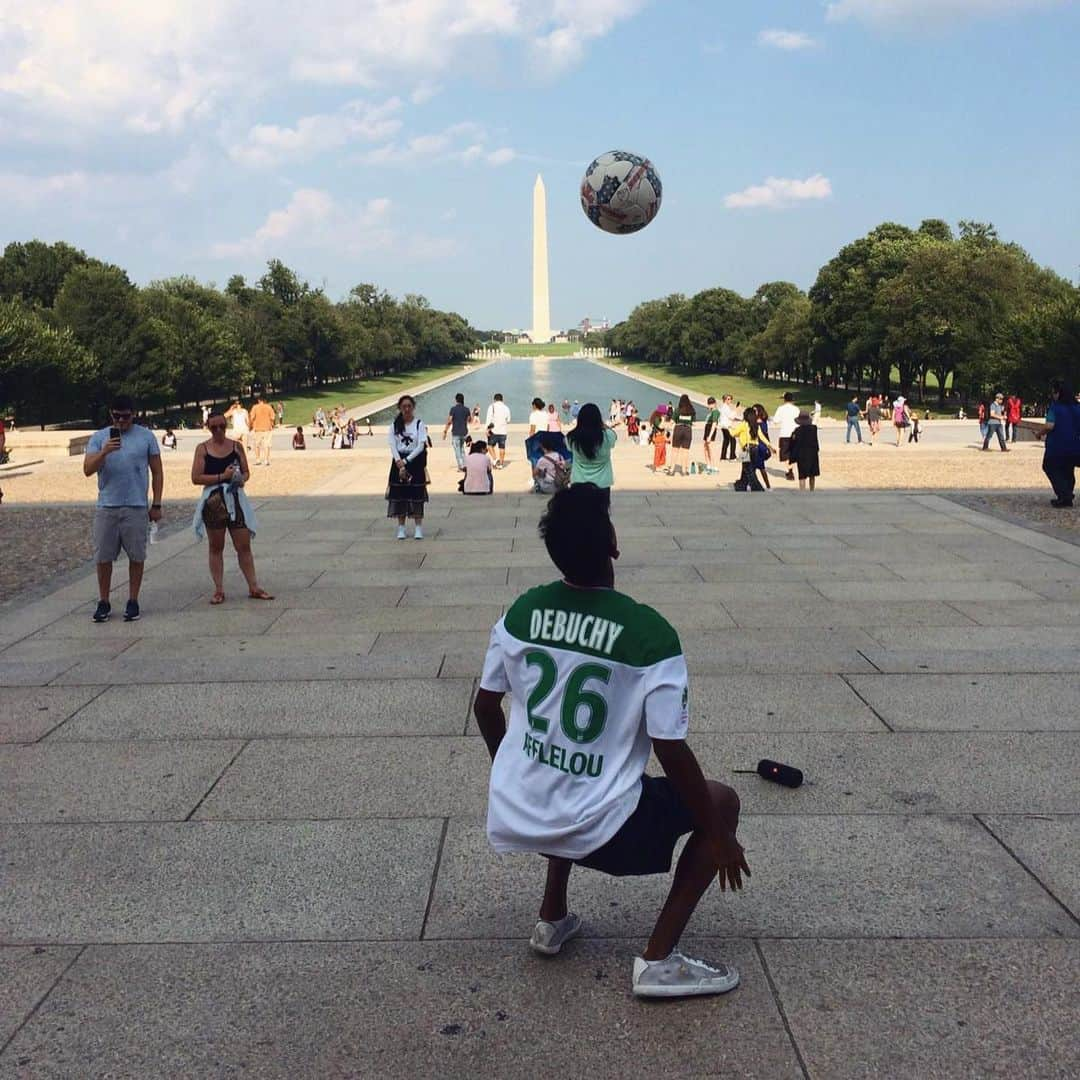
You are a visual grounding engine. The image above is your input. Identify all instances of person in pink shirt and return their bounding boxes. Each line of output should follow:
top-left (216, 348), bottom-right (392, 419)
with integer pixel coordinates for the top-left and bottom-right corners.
top-left (463, 440), bottom-right (494, 495)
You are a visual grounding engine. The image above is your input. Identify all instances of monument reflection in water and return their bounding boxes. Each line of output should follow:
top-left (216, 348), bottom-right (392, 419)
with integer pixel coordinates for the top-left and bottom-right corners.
top-left (368, 358), bottom-right (686, 424)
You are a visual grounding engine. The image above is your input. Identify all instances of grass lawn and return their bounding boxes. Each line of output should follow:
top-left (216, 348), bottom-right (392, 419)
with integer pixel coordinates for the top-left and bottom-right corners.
top-left (605, 360), bottom-right (856, 418)
top-left (501, 342), bottom-right (581, 357)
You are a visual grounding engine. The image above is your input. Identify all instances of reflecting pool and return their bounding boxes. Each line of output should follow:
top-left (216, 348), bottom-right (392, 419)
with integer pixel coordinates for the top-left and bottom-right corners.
top-left (366, 358), bottom-right (689, 424)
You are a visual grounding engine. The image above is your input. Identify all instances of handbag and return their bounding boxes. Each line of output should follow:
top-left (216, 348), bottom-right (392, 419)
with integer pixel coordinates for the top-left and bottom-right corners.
top-left (201, 487), bottom-right (231, 529)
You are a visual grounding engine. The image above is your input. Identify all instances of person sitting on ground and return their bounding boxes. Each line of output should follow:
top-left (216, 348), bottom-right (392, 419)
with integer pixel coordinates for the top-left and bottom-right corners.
top-left (533, 433), bottom-right (569, 495)
top-left (473, 483), bottom-right (749, 999)
top-left (463, 439), bottom-right (494, 495)
top-left (292, 426), bottom-right (306, 450)
top-left (162, 428), bottom-right (178, 451)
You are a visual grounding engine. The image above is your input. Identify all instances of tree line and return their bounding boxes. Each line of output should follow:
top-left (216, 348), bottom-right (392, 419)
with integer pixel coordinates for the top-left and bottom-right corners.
top-left (607, 219), bottom-right (1079, 405)
top-left (0, 242), bottom-right (479, 427)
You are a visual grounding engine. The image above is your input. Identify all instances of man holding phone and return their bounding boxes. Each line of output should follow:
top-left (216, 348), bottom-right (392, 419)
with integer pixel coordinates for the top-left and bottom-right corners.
top-left (83, 393), bottom-right (164, 623)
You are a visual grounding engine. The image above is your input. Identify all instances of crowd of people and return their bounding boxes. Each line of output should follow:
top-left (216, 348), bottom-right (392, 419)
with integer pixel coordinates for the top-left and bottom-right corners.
top-left (77, 378), bottom-right (1080, 621)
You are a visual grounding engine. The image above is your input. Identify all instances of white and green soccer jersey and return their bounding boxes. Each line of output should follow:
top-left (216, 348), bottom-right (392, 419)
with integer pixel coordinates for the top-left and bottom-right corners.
top-left (480, 580), bottom-right (690, 860)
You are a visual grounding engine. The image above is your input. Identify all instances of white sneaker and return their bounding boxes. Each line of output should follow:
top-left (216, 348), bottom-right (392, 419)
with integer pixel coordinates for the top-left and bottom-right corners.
top-left (395, 526), bottom-right (406, 540)
top-left (632, 951), bottom-right (740, 998)
top-left (529, 913), bottom-right (582, 955)
top-left (413, 526), bottom-right (424, 540)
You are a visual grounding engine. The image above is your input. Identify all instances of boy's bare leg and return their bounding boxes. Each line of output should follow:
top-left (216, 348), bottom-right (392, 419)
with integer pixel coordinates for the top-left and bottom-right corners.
top-left (642, 781), bottom-right (739, 961)
top-left (539, 856), bottom-right (573, 922)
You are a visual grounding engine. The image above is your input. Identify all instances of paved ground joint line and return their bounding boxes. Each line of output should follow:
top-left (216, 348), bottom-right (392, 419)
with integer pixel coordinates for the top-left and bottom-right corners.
top-left (420, 818), bottom-right (450, 941)
top-left (463, 678), bottom-right (479, 736)
top-left (183, 740), bottom-right (251, 822)
top-left (34, 684), bottom-right (112, 744)
top-left (974, 816), bottom-right (1080, 929)
top-left (838, 674), bottom-right (895, 732)
top-left (854, 648), bottom-right (883, 673)
top-left (752, 938), bottom-right (811, 1080)
top-left (0, 944), bottom-right (86, 1059)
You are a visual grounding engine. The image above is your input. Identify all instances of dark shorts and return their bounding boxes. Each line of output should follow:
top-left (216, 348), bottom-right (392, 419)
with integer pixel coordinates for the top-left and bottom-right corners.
top-left (489, 434), bottom-right (507, 449)
top-left (779, 436), bottom-right (792, 463)
top-left (671, 424), bottom-right (692, 450)
top-left (575, 776), bottom-right (694, 877)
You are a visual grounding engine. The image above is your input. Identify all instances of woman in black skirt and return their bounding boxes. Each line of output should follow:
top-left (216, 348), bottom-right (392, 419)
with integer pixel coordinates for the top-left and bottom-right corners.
top-left (387, 394), bottom-right (429, 539)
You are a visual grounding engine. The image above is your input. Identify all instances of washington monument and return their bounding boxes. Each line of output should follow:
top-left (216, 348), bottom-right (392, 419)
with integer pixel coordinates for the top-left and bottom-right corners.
top-left (530, 174), bottom-right (553, 343)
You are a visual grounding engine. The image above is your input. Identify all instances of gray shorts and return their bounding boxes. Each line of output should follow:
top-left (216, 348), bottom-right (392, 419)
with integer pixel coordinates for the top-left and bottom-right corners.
top-left (93, 506), bottom-right (149, 563)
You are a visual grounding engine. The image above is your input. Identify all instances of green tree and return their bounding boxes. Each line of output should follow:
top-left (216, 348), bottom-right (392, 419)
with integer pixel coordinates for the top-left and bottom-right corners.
top-left (0, 299), bottom-right (97, 427)
top-left (0, 240), bottom-right (93, 308)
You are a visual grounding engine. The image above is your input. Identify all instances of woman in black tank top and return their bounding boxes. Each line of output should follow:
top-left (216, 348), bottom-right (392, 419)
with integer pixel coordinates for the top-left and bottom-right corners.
top-left (192, 412), bottom-right (272, 604)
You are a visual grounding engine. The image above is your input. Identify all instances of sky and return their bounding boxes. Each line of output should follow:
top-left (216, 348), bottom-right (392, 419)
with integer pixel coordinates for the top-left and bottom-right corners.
top-left (1, 0), bottom-right (1078, 331)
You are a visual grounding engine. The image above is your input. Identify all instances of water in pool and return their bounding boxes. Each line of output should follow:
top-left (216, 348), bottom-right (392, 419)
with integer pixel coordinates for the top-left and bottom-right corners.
top-left (366, 358), bottom-right (685, 424)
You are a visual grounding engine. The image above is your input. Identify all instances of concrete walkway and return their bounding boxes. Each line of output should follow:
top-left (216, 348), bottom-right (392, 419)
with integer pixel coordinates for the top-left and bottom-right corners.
top-left (2, 465), bottom-right (1078, 1076)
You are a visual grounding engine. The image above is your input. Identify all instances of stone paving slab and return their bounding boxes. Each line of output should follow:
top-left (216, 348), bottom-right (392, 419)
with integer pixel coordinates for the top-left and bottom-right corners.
top-left (848, 674), bottom-right (1080, 731)
top-left (692, 732), bottom-right (1080, 815)
top-left (0, 820), bottom-right (441, 943)
top-left (119, 632), bottom-right (378, 659)
top-left (813, 578), bottom-right (1043, 602)
top-left (0, 637), bottom-right (135, 663)
top-left (981, 815), bottom-right (1079, 916)
top-left (267, 605), bottom-right (504, 635)
top-left (0, 688), bottom-right (106, 743)
top-left (0, 660), bottom-right (78, 687)
top-left (36, 609), bottom-right (283, 640)
top-left (424, 816), bottom-right (1079, 941)
top-left (371, 631), bottom-right (491, 657)
top-left (0, 945), bottom-right (79, 1049)
top-left (0, 940), bottom-right (801, 1080)
top-left (195, 737), bottom-right (488, 820)
top-left (322, 567), bottom-right (508, 588)
top-left (52, 653), bottom-right (438, 686)
top-left (953, 600), bottom-right (1080, 627)
top-left (760, 939), bottom-right (1080, 1080)
top-left (0, 740), bottom-right (243, 823)
top-left (864, 625), bottom-right (1080, 650)
top-left (695, 562), bottom-right (900, 582)
top-left (886, 559), bottom-right (1077, 582)
top-left (50, 679), bottom-right (474, 741)
top-left (860, 647), bottom-right (1080, 673)
top-left (730, 600), bottom-right (974, 629)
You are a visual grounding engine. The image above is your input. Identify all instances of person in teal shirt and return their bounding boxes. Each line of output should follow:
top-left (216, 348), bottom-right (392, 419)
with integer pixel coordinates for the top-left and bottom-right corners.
top-left (567, 402), bottom-right (617, 507)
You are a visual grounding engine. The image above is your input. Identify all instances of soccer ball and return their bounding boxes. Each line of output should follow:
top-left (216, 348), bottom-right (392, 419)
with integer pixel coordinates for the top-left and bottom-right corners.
top-left (580, 150), bottom-right (662, 235)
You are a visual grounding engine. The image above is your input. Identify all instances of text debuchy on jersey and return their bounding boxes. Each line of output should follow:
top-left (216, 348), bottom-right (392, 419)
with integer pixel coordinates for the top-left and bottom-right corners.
top-left (480, 581), bottom-right (690, 860)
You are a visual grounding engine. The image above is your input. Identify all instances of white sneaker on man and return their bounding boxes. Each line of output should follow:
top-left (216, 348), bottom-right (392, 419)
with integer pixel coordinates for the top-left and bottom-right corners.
top-left (395, 525), bottom-right (406, 540)
top-left (529, 913), bottom-right (582, 955)
top-left (631, 951), bottom-right (739, 998)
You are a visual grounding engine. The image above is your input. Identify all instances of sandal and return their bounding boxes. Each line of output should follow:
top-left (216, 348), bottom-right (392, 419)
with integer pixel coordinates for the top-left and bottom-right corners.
top-left (248, 588), bottom-right (274, 600)
top-left (210, 592), bottom-right (226, 605)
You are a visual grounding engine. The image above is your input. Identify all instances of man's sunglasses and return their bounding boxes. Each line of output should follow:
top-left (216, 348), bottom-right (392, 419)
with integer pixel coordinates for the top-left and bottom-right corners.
top-left (208, 423), bottom-right (226, 431)
top-left (111, 412), bottom-right (133, 421)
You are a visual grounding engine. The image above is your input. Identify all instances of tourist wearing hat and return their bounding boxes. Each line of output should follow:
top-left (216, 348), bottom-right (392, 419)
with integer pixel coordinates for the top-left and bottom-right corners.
top-left (982, 393), bottom-right (1010, 452)
top-left (788, 411), bottom-right (820, 491)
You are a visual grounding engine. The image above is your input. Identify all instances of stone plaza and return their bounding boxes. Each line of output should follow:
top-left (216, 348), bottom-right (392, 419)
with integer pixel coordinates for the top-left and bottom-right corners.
top-left (2, 449), bottom-right (1078, 1077)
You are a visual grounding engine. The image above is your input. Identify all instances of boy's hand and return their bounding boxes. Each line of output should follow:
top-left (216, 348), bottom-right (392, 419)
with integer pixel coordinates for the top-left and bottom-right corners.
top-left (712, 832), bottom-right (751, 892)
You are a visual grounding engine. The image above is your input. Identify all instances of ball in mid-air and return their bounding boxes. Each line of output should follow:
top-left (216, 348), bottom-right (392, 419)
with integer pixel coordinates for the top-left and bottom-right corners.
top-left (580, 150), bottom-right (662, 234)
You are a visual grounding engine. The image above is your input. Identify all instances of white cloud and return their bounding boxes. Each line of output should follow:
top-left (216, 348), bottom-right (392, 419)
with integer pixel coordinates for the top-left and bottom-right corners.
top-left (825, 0), bottom-right (1065, 27)
top-left (0, 1), bottom-right (647, 134)
top-left (724, 174), bottom-right (832, 210)
top-left (210, 188), bottom-right (454, 261)
top-left (361, 121), bottom-right (514, 167)
top-left (230, 99), bottom-right (403, 168)
top-left (758, 29), bottom-right (819, 50)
